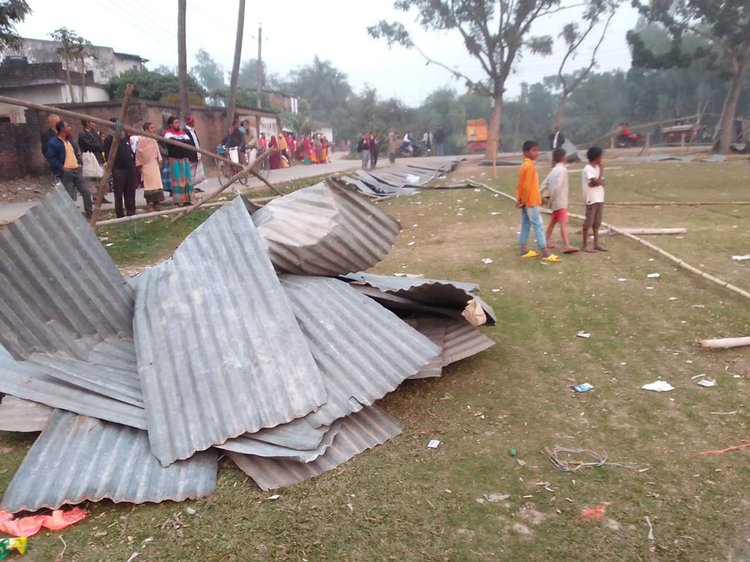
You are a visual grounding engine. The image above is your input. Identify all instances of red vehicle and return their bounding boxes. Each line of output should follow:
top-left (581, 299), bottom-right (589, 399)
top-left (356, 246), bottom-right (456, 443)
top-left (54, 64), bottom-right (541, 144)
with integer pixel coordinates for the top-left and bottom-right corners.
top-left (615, 123), bottom-right (642, 148)
top-left (661, 121), bottom-right (707, 144)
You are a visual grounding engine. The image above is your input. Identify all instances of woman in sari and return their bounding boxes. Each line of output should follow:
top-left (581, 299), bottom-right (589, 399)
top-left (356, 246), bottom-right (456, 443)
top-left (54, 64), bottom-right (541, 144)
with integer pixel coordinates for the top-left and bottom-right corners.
top-left (312, 134), bottom-right (322, 164)
top-left (163, 116), bottom-right (194, 206)
top-left (135, 122), bottom-right (165, 212)
top-left (268, 135), bottom-right (281, 169)
top-left (277, 132), bottom-right (288, 160)
top-left (303, 135), bottom-right (312, 164)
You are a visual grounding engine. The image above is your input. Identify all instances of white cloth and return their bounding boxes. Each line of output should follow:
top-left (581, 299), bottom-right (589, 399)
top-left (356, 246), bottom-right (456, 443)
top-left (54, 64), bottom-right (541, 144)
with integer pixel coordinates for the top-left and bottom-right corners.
top-left (129, 135), bottom-right (140, 154)
top-left (582, 163), bottom-right (605, 205)
top-left (186, 126), bottom-right (202, 160)
top-left (541, 163), bottom-right (569, 211)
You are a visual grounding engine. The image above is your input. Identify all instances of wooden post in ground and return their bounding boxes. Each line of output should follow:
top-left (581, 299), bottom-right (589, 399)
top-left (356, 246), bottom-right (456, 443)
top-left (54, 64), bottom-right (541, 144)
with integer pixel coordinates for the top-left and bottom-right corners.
top-left (89, 85), bottom-right (133, 226)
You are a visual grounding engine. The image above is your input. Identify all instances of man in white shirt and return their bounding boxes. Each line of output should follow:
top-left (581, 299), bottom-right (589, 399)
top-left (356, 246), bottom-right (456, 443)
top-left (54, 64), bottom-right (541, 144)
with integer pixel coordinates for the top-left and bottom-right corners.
top-left (581, 145), bottom-right (607, 252)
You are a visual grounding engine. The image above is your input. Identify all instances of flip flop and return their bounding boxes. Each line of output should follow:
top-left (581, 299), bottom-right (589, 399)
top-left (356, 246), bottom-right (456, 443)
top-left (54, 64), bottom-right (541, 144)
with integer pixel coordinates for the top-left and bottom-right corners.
top-left (563, 248), bottom-right (580, 254)
top-left (520, 250), bottom-right (539, 258)
top-left (542, 254), bottom-right (561, 262)
top-left (581, 248), bottom-right (597, 253)
top-left (594, 246), bottom-right (608, 252)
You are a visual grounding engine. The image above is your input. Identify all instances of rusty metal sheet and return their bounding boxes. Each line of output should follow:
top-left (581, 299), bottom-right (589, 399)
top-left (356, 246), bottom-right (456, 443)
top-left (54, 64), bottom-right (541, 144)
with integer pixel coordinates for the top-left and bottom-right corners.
top-left (227, 405), bottom-right (402, 490)
top-left (134, 197), bottom-right (326, 466)
top-left (0, 396), bottom-right (53, 433)
top-left (0, 410), bottom-right (218, 513)
top-left (252, 181), bottom-right (401, 276)
top-left (0, 186), bottom-right (133, 360)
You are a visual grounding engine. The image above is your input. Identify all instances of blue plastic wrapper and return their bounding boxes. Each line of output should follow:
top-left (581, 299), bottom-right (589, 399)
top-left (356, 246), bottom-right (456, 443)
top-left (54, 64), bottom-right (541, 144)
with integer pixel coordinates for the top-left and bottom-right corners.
top-left (572, 382), bottom-right (594, 393)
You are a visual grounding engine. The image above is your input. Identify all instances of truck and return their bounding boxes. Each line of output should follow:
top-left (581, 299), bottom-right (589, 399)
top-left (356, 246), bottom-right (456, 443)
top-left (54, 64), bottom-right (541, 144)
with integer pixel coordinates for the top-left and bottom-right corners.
top-left (466, 119), bottom-right (488, 153)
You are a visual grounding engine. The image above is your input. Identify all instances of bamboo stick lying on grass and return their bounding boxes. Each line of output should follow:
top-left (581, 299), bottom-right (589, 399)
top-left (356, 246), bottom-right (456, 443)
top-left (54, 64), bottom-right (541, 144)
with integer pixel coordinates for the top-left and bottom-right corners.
top-left (473, 181), bottom-right (750, 302)
top-left (699, 337), bottom-right (750, 350)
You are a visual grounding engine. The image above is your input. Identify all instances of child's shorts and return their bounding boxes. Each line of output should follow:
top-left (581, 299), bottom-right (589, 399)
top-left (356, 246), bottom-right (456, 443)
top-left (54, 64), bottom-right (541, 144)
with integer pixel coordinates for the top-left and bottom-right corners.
top-left (550, 208), bottom-right (568, 224)
top-left (583, 203), bottom-right (604, 229)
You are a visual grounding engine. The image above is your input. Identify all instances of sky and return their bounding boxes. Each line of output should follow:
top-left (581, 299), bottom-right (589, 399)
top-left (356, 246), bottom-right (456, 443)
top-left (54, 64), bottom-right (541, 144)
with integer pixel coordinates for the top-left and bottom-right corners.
top-left (14, 0), bottom-right (641, 106)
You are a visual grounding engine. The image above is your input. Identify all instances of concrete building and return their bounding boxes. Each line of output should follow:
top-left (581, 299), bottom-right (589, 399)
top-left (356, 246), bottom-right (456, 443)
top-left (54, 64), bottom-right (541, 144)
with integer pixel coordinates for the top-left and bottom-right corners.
top-left (3, 38), bottom-right (147, 84)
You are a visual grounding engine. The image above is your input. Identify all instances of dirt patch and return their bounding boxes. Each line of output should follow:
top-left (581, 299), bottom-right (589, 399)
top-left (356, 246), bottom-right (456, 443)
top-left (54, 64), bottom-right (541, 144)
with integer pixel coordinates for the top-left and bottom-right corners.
top-left (0, 177), bottom-right (54, 204)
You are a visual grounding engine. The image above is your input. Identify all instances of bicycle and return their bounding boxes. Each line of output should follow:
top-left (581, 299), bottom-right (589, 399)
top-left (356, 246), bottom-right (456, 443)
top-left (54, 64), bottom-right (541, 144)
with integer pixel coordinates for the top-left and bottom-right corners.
top-left (216, 145), bottom-right (269, 187)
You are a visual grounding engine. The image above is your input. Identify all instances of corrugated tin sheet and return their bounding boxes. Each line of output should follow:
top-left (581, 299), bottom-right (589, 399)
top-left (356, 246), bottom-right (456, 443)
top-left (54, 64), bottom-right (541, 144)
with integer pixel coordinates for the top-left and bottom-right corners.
top-left (235, 416), bottom-right (331, 451)
top-left (279, 275), bottom-right (440, 427)
top-left (1, 410), bottom-right (218, 513)
top-left (134, 197), bottom-right (326, 466)
top-left (0, 186), bottom-right (133, 360)
top-left (218, 419), bottom-right (342, 462)
top-left (252, 181), bottom-right (401, 276)
top-left (228, 405), bottom-right (402, 490)
top-left (0, 396), bottom-right (53, 432)
top-left (407, 316), bottom-right (495, 379)
top-left (338, 158), bottom-right (463, 199)
top-left (0, 344), bottom-right (147, 429)
top-left (341, 272), bottom-right (496, 325)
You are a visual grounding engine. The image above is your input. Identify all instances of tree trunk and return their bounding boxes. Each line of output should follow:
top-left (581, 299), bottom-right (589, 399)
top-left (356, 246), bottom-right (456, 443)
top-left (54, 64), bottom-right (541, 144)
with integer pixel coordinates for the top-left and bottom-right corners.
top-left (717, 64), bottom-right (747, 154)
top-left (485, 92), bottom-right (502, 161)
top-left (177, 0), bottom-right (190, 121)
top-left (225, 0), bottom-right (246, 131)
top-left (80, 59), bottom-right (86, 103)
top-left (64, 60), bottom-right (75, 103)
top-left (554, 91), bottom-right (570, 130)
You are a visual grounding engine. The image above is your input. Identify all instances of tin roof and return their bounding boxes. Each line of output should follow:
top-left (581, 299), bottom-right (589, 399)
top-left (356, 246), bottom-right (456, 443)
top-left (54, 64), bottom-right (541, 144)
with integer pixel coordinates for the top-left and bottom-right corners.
top-left (134, 198), bottom-right (327, 466)
top-left (0, 187), bottom-right (133, 360)
top-left (1, 410), bottom-right (217, 513)
top-left (0, 396), bottom-right (53, 432)
top-left (228, 405), bottom-right (402, 490)
top-left (252, 181), bottom-right (401, 276)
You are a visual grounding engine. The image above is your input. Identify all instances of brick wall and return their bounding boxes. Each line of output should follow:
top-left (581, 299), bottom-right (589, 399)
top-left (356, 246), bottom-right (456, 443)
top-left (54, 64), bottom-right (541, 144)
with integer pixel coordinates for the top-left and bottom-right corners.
top-left (0, 101), bottom-right (279, 181)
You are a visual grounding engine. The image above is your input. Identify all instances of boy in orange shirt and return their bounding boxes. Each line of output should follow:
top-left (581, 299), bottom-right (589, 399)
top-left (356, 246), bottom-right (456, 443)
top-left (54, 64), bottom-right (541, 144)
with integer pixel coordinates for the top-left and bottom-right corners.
top-left (515, 141), bottom-right (561, 262)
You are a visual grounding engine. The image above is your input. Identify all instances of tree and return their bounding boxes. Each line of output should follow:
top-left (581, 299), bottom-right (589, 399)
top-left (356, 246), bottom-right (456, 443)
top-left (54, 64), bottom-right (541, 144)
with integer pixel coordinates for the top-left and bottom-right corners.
top-left (238, 59), bottom-right (266, 90)
top-left (106, 68), bottom-right (205, 102)
top-left (285, 56), bottom-right (353, 124)
top-left (225, 0), bottom-right (245, 130)
top-left (177, 0), bottom-right (189, 120)
top-left (191, 48), bottom-right (226, 92)
top-left (552, 0), bottom-right (618, 129)
top-left (630, 1), bottom-right (750, 153)
top-left (0, 0), bottom-right (30, 52)
top-left (369, 1), bottom-right (569, 161)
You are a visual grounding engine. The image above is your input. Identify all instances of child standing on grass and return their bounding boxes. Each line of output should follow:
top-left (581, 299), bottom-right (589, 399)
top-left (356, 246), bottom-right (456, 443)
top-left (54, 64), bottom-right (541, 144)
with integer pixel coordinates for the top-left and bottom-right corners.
top-left (581, 146), bottom-right (607, 253)
top-left (515, 140), bottom-right (561, 262)
top-left (541, 148), bottom-right (578, 254)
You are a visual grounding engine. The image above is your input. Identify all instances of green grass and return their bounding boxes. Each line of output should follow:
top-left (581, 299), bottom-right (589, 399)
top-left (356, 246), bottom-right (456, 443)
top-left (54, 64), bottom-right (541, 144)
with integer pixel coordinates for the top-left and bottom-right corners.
top-left (2, 159), bottom-right (750, 561)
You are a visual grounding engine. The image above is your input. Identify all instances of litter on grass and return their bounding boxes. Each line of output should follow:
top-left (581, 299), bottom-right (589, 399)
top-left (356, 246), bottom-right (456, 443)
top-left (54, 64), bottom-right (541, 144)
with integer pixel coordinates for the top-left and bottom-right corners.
top-left (572, 383), bottom-right (594, 393)
top-left (427, 439), bottom-right (441, 449)
top-left (481, 258), bottom-right (494, 264)
top-left (578, 505), bottom-right (607, 522)
top-left (642, 381), bottom-right (674, 392)
top-left (732, 255), bottom-right (750, 261)
top-left (647, 273), bottom-right (661, 279)
top-left (545, 447), bottom-right (642, 472)
top-left (697, 379), bottom-right (717, 387)
top-left (576, 331), bottom-right (591, 339)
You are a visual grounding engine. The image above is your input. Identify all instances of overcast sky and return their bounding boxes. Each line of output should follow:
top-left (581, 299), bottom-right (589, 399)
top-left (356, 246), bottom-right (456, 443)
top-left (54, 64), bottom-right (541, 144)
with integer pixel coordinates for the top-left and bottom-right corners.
top-left (16, 0), bottom-right (640, 106)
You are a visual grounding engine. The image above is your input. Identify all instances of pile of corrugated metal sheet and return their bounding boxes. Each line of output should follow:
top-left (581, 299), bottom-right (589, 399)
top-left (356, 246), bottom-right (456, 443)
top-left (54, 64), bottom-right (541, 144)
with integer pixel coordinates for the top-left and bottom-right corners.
top-left (337, 157), bottom-right (464, 199)
top-left (0, 181), bottom-right (495, 512)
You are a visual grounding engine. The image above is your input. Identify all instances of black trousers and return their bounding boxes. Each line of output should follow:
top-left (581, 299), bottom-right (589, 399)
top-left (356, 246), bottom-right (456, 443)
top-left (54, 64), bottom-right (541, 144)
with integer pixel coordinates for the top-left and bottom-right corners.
top-left (112, 167), bottom-right (137, 218)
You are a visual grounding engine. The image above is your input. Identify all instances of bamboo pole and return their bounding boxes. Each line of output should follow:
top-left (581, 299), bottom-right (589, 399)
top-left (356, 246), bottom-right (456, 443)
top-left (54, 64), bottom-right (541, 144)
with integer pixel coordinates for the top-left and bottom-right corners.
top-left (89, 84), bottom-right (133, 225)
top-left (618, 228), bottom-right (687, 235)
top-left (94, 195), bottom-right (278, 227)
top-left (574, 201), bottom-right (750, 207)
top-left (0, 94), bottom-right (284, 201)
top-left (699, 337), bottom-right (750, 350)
top-left (170, 149), bottom-right (272, 223)
top-left (474, 181), bottom-right (750, 302)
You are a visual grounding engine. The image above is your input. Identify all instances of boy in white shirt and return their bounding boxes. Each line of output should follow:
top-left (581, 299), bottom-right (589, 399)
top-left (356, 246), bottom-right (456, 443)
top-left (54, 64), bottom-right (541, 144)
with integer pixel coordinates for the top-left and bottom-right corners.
top-left (581, 146), bottom-right (607, 253)
top-left (541, 148), bottom-right (578, 254)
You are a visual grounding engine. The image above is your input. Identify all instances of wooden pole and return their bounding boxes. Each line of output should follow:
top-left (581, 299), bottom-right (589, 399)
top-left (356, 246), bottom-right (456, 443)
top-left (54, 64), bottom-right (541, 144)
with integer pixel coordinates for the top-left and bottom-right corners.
top-left (474, 181), bottom-right (750, 302)
top-left (94, 195), bottom-right (278, 227)
top-left (171, 150), bottom-right (272, 223)
top-left (585, 201), bottom-right (750, 207)
top-left (699, 337), bottom-right (750, 350)
top-left (0, 94), bottom-right (284, 197)
top-left (89, 84), bottom-right (134, 226)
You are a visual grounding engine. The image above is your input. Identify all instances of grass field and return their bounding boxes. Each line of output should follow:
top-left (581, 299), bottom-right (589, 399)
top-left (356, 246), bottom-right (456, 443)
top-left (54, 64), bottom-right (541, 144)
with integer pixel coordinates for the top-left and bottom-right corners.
top-left (1, 157), bottom-right (749, 561)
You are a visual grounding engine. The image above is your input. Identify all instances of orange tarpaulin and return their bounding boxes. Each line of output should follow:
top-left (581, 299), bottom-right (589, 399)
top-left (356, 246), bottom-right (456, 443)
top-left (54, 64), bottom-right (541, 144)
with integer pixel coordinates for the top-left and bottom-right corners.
top-left (0, 507), bottom-right (87, 537)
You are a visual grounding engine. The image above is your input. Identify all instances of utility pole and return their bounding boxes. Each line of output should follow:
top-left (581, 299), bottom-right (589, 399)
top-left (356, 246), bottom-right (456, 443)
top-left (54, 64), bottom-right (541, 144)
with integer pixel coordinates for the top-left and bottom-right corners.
top-left (225, 0), bottom-right (245, 131)
top-left (177, 0), bottom-right (190, 121)
top-left (256, 24), bottom-right (262, 110)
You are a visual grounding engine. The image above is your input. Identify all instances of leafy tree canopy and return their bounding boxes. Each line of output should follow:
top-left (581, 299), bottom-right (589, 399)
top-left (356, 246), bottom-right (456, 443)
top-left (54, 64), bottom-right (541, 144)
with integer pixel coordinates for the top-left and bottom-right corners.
top-left (0, 0), bottom-right (30, 52)
top-left (106, 68), bottom-right (205, 102)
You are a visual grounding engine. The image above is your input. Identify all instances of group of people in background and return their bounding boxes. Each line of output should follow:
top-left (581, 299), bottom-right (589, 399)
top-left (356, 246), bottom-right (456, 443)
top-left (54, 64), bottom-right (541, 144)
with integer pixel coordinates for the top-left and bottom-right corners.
top-left (359, 125), bottom-right (447, 169)
top-left (41, 113), bottom-right (207, 219)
